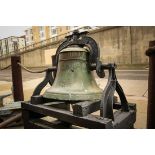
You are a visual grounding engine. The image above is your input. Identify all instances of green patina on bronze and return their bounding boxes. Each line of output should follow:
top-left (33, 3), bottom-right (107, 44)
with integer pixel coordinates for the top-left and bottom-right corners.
top-left (43, 47), bottom-right (102, 101)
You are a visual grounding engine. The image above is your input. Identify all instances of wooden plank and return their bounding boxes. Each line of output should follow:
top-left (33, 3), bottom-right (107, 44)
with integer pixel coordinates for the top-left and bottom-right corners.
top-left (72, 101), bottom-right (136, 117)
top-left (72, 100), bottom-right (100, 116)
top-left (113, 110), bottom-right (136, 129)
top-left (29, 119), bottom-right (82, 129)
top-left (22, 109), bottom-right (31, 129)
top-left (22, 102), bottom-right (113, 129)
top-left (113, 102), bottom-right (136, 110)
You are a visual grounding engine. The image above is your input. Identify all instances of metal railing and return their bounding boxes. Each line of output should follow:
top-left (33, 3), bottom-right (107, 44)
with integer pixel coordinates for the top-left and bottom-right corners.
top-left (17, 62), bottom-right (47, 73)
top-left (0, 26), bottom-right (100, 59)
top-left (0, 65), bottom-right (11, 71)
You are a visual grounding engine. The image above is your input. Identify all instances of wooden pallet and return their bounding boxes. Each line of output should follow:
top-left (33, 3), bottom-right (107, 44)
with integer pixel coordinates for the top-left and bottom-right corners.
top-left (21, 96), bottom-right (136, 129)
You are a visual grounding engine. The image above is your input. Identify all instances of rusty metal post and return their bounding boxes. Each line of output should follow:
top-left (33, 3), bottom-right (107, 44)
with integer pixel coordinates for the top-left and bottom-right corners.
top-left (11, 55), bottom-right (24, 101)
top-left (146, 41), bottom-right (155, 128)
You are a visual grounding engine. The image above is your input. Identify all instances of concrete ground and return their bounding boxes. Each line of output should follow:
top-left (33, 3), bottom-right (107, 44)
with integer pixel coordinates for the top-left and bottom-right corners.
top-left (0, 69), bottom-right (148, 129)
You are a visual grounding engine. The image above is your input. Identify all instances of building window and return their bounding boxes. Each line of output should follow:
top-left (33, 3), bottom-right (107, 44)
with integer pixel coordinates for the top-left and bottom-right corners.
top-left (39, 26), bottom-right (45, 40)
top-left (30, 29), bottom-right (32, 34)
top-left (52, 29), bottom-right (57, 35)
top-left (50, 26), bottom-right (57, 36)
top-left (40, 32), bottom-right (45, 38)
top-left (40, 26), bottom-right (44, 31)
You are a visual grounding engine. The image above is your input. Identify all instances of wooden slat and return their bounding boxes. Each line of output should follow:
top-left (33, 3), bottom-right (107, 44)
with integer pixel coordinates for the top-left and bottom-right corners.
top-left (113, 110), bottom-right (136, 129)
top-left (29, 119), bottom-right (83, 129)
top-left (22, 102), bottom-right (113, 129)
top-left (72, 100), bottom-right (100, 116)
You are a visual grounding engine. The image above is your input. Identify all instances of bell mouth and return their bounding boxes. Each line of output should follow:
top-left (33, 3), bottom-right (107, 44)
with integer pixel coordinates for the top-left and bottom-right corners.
top-left (43, 90), bottom-right (102, 101)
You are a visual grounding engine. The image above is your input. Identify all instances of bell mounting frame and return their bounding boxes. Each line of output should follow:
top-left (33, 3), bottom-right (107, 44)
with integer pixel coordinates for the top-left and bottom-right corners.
top-left (22, 30), bottom-right (136, 129)
top-left (55, 30), bottom-right (99, 64)
top-left (55, 30), bottom-right (105, 78)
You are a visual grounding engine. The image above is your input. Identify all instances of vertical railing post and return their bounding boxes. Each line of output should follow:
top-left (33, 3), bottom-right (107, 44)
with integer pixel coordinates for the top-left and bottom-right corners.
top-left (146, 40), bottom-right (155, 129)
top-left (11, 55), bottom-right (24, 101)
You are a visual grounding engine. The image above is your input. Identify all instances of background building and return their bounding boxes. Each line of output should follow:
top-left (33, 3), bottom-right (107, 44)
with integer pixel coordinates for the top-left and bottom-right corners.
top-left (24, 26), bottom-right (99, 46)
top-left (0, 38), bottom-right (8, 56)
top-left (25, 26), bottom-right (51, 45)
top-left (25, 27), bottom-right (33, 45)
top-left (32, 26), bottom-right (50, 43)
top-left (0, 36), bottom-right (26, 56)
top-left (1, 26), bottom-right (154, 68)
top-left (0, 26), bottom-right (100, 57)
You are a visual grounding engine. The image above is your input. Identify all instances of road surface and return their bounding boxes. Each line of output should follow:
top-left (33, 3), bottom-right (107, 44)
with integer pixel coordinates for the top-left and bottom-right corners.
top-left (0, 68), bottom-right (148, 82)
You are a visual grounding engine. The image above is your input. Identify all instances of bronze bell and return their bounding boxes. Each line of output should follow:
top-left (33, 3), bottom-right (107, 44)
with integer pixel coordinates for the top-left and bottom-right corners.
top-left (43, 46), bottom-right (102, 101)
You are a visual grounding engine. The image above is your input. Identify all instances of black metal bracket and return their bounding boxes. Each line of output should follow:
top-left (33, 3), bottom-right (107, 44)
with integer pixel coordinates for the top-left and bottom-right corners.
top-left (32, 30), bottom-right (106, 96)
top-left (55, 30), bottom-right (99, 64)
top-left (32, 67), bottom-right (56, 96)
top-left (98, 63), bottom-right (129, 121)
top-left (55, 30), bottom-right (105, 78)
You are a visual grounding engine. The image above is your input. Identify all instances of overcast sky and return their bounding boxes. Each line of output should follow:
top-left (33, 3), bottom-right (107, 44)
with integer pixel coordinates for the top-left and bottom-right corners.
top-left (0, 26), bottom-right (29, 39)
